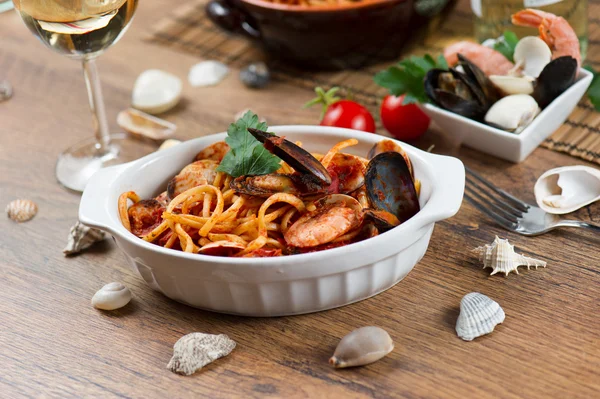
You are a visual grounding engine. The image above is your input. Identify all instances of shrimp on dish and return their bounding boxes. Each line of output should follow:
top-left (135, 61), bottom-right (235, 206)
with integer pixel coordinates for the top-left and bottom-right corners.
top-left (443, 41), bottom-right (515, 76)
top-left (512, 9), bottom-right (581, 68)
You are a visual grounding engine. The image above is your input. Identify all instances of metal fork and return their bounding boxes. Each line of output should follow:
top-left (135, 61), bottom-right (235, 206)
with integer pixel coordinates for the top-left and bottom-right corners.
top-left (464, 166), bottom-right (600, 236)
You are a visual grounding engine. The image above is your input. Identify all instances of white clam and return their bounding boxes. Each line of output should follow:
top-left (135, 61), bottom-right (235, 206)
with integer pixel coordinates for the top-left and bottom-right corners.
top-left (117, 108), bottom-right (176, 141)
top-left (132, 69), bottom-right (182, 114)
top-left (513, 36), bottom-right (552, 78)
top-left (329, 326), bottom-right (393, 368)
top-left (91, 282), bottom-right (132, 310)
top-left (484, 94), bottom-right (540, 133)
top-left (188, 61), bottom-right (229, 87)
top-left (534, 165), bottom-right (600, 215)
top-left (167, 333), bottom-right (236, 376)
top-left (456, 292), bottom-right (505, 341)
top-left (489, 75), bottom-right (534, 95)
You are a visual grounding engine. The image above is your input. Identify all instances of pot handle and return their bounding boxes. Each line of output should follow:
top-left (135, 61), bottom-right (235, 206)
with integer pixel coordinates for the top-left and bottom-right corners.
top-left (79, 163), bottom-right (131, 235)
top-left (205, 0), bottom-right (261, 40)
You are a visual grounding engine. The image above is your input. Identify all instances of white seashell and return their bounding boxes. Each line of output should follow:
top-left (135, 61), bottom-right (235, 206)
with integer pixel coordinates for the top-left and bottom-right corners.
top-left (534, 165), bottom-right (600, 215)
top-left (91, 282), bottom-right (132, 310)
top-left (6, 199), bottom-right (37, 223)
top-left (0, 80), bottom-right (13, 102)
top-left (188, 61), bottom-right (229, 87)
top-left (489, 75), bottom-right (534, 96)
top-left (513, 36), bottom-right (552, 78)
top-left (167, 333), bottom-right (236, 376)
top-left (484, 94), bottom-right (540, 133)
top-left (132, 69), bottom-right (182, 115)
top-left (472, 236), bottom-right (546, 276)
top-left (329, 326), bottom-right (393, 368)
top-left (456, 292), bottom-right (505, 341)
top-left (158, 139), bottom-right (182, 151)
top-left (117, 108), bottom-right (176, 141)
top-left (63, 221), bottom-right (105, 256)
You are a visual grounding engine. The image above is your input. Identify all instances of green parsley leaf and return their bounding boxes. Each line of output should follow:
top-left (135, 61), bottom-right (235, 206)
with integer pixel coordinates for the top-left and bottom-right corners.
top-left (216, 111), bottom-right (281, 178)
top-left (493, 31), bottom-right (519, 62)
top-left (374, 53), bottom-right (448, 104)
top-left (584, 65), bottom-right (600, 111)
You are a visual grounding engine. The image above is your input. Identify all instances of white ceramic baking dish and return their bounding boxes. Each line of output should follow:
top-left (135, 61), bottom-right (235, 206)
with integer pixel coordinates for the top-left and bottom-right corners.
top-left (80, 126), bottom-right (465, 316)
top-left (419, 68), bottom-right (593, 163)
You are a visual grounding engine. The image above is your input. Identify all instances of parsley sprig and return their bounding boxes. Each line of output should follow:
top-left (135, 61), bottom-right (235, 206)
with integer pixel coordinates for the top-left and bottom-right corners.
top-left (216, 111), bottom-right (281, 178)
top-left (373, 54), bottom-right (448, 104)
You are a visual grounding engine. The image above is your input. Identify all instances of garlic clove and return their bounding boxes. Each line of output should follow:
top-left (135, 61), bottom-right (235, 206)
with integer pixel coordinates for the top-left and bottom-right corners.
top-left (513, 36), bottom-right (552, 78)
top-left (132, 69), bottom-right (182, 115)
top-left (329, 326), bottom-right (393, 368)
top-left (489, 75), bottom-right (534, 96)
top-left (484, 94), bottom-right (540, 132)
top-left (91, 282), bottom-right (132, 310)
top-left (534, 165), bottom-right (600, 214)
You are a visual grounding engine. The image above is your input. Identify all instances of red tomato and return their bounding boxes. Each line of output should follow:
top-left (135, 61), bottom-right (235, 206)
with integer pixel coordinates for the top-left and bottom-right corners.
top-left (321, 100), bottom-right (376, 133)
top-left (380, 95), bottom-right (430, 140)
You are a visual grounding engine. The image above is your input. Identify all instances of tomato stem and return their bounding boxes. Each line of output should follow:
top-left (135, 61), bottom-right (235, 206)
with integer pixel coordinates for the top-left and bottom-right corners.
top-left (304, 87), bottom-right (342, 119)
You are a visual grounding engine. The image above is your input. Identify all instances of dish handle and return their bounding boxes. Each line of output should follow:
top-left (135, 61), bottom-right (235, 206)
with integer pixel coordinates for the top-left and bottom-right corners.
top-left (205, 0), bottom-right (261, 40)
top-left (78, 163), bottom-right (130, 234)
top-left (418, 154), bottom-right (465, 225)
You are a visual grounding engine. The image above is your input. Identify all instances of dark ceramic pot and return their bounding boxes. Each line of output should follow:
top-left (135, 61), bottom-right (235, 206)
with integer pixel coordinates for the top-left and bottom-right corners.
top-left (206, 0), bottom-right (417, 70)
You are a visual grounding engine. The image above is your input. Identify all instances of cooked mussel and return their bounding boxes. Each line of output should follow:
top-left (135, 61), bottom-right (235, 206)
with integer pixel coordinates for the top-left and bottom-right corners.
top-left (367, 139), bottom-right (414, 180)
top-left (365, 152), bottom-right (420, 224)
top-left (248, 128), bottom-right (332, 185)
top-left (363, 209), bottom-right (401, 233)
top-left (533, 56), bottom-right (577, 109)
top-left (231, 173), bottom-right (327, 198)
top-left (425, 54), bottom-right (499, 120)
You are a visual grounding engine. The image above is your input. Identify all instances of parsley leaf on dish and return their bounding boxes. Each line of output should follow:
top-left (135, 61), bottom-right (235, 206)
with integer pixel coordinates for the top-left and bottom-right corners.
top-left (374, 54), bottom-right (448, 105)
top-left (584, 65), bottom-right (600, 111)
top-left (493, 31), bottom-right (519, 62)
top-left (216, 111), bottom-right (281, 178)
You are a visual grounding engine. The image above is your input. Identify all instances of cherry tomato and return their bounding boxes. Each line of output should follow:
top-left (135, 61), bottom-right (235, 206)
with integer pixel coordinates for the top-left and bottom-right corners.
top-left (321, 100), bottom-right (376, 133)
top-left (380, 95), bottom-right (430, 140)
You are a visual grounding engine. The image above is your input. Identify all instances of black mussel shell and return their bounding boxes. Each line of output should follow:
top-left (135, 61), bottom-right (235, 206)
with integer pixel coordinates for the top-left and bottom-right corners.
top-left (424, 69), bottom-right (488, 120)
top-left (248, 128), bottom-right (332, 185)
top-left (365, 152), bottom-right (420, 224)
top-left (533, 56), bottom-right (577, 109)
top-left (456, 54), bottom-right (499, 106)
top-left (363, 208), bottom-right (401, 233)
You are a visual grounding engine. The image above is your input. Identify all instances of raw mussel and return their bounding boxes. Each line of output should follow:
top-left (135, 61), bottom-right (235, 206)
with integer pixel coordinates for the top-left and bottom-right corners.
top-left (533, 56), bottom-right (577, 109)
top-left (425, 54), bottom-right (499, 120)
top-left (365, 152), bottom-right (420, 226)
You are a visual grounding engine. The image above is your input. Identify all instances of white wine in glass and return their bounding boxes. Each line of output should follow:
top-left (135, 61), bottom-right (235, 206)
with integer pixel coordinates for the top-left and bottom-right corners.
top-left (13, 0), bottom-right (140, 192)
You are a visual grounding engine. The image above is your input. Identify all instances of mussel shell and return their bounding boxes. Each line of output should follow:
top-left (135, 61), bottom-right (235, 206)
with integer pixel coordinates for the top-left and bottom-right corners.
top-left (230, 173), bottom-right (327, 198)
top-left (424, 69), bottom-right (488, 120)
top-left (363, 209), bottom-right (401, 233)
top-left (457, 54), bottom-right (499, 106)
top-left (533, 56), bottom-right (577, 109)
top-left (248, 128), bottom-right (332, 185)
top-left (365, 152), bottom-right (420, 224)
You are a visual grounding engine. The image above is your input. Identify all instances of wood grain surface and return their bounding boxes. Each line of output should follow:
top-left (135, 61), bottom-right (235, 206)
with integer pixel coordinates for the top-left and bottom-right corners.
top-left (1, 2), bottom-right (599, 398)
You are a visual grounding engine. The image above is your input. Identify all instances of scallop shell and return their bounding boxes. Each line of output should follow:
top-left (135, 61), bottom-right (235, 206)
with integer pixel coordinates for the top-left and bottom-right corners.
top-left (456, 292), bottom-right (505, 341)
top-left (63, 221), bottom-right (106, 256)
top-left (117, 108), bottom-right (176, 141)
top-left (167, 333), bottom-right (236, 376)
top-left (91, 282), bottom-right (132, 311)
top-left (132, 69), bottom-right (182, 115)
top-left (534, 165), bottom-right (600, 215)
top-left (6, 199), bottom-right (38, 223)
top-left (188, 61), bottom-right (229, 87)
top-left (329, 326), bottom-right (393, 368)
top-left (472, 236), bottom-right (546, 276)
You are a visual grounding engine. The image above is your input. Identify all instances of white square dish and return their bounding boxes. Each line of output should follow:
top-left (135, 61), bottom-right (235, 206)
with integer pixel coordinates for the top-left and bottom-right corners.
top-left (419, 68), bottom-right (593, 163)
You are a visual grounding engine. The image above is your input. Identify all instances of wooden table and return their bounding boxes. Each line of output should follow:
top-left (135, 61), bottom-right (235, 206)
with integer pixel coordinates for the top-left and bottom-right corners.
top-left (1, 2), bottom-right (599, 398)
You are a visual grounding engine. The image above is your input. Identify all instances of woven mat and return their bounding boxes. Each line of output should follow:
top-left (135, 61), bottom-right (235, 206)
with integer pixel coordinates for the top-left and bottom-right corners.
top-left (148, 0), bottom-right (600, 164)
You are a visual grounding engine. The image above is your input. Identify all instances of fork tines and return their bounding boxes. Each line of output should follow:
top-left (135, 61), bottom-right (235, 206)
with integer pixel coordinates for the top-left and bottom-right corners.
top-left (464, 167), bottom-right (529, 231)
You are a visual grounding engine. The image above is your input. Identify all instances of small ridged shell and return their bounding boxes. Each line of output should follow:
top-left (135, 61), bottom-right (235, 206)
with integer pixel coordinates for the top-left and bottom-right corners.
top-left (6, 199), bottom-right (38, 223)
top-left (91, 282), bottom-right (132, 310)
top-left (473, 236), bottom-right (546, 276)
top-left (456, 292), bottom-right (505, 341)
top-left (167, 333), bottom-right (236, 376)
top-left (63, 221), bottom-right (106, 256)
top-left (329, 326), bottom-right (394, 368)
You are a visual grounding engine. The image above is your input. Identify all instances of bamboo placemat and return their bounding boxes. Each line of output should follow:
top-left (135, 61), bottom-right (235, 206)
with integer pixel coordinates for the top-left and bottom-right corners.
top-left (148, 0), bottom-right (600, 164)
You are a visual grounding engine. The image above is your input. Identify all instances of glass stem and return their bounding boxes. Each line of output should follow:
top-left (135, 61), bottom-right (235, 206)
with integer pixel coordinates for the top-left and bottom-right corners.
top-left (82, 58), bottom-right (111, 153)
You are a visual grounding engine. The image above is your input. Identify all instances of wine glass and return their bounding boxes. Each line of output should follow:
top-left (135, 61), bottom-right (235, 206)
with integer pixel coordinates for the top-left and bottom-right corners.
top-left (13, 0), bottom-right (141, 192)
